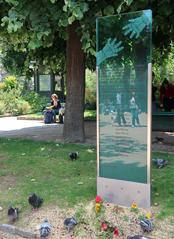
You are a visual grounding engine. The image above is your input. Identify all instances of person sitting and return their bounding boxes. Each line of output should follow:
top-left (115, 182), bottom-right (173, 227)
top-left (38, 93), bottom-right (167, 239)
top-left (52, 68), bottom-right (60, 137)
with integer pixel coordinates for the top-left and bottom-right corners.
top-left (46, 93), bottom-right (61, 123)
top-left (159, 79), bottom-right (174, 111)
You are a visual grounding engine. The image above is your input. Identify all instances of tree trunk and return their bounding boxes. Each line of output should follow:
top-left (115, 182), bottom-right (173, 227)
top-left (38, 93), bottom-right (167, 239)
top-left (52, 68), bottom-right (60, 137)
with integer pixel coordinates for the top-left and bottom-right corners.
top-left (63, 21), bottom-right (85, 142)
top-left (134, 43), bottom-right (148, 112)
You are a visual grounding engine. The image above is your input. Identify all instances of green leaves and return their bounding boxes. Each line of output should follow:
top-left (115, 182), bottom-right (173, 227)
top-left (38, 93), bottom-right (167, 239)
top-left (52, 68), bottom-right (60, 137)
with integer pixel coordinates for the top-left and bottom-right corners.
top-left (103, 5), bottom-right (115, 16)
top-left (4, 0), bottom-right (19, 6)
top-left (1, 8), bottom-right (24, 33)
top-left (124, 0), bottom-right (134, 6)
top-left (62, 1), bottom-right (89, 24)
top-left (49, 0), bottom-right (57, 3)
top-left (117, 0), bottom-right (134, 14)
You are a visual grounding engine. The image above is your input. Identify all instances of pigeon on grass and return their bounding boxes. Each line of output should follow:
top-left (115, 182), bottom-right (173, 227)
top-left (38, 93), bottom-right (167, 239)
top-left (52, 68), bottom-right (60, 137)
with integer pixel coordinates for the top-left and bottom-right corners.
top-left (40, 219), bottom-right (51, 238)
top-left (28, 193), bottom-right (43, 210)
top-left (7, 206), bottom-right (19, 222)
top-left (152, 158), bottom-right (168, 169)
top-left (64, 217), bottom-right (77, 232)
top-left (69, 152), bottom-right (79, 161)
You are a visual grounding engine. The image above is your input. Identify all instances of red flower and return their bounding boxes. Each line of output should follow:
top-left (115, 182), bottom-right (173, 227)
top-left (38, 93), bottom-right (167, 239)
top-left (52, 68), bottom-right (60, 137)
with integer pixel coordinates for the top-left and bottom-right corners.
top-left (101, 222), bottom-right (108, 231)
top-left (95, 195), bottom-right (102, 203)
top-left (113, 228), bottom-right (119, 237)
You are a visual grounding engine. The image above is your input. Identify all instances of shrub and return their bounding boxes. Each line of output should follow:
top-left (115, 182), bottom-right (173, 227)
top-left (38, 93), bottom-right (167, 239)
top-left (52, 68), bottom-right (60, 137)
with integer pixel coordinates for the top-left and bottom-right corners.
top-left (85, 69), bottom-right (96, 110)
top-left (3, 75), bottom-right (17, 90)
top-left (0, 89), bottom-right (26, 115)
top-left (23, 91), bottom-right (49, 113)
top-left (0, 101), bottom-right (5, 115)
top-left (0, 82), bottom-right (5, 90)
top-left (16, 100), bottom-right (31, 115)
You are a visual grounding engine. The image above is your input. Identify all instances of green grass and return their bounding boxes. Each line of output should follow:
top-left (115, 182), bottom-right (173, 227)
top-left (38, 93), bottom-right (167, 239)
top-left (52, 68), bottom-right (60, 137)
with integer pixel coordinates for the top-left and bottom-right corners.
top-left (152, 152), bottom-right (174, 218)
top-left (0, 138), bottom-right (173, 220)
top-left (0, 138), bottom-right (96, 213)
top-left (84, 109), bottom-right (96, 120)
top-left (17, 109), bottom-right (96, 121)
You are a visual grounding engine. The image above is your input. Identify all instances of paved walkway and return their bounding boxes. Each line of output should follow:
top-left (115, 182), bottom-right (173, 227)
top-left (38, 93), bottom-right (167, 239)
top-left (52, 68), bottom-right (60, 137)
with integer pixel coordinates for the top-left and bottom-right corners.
top-left (0, 117), bottom-right (174, 152)
top-left (0, 117), bottom-right (96, 145)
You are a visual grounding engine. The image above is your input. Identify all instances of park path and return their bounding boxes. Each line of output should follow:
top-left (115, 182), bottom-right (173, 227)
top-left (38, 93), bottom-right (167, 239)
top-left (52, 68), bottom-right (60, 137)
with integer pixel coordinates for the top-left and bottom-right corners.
top-left (0, 117), bottom-right (174, 152)
top-left (0, 117), bottom-right (96, 145)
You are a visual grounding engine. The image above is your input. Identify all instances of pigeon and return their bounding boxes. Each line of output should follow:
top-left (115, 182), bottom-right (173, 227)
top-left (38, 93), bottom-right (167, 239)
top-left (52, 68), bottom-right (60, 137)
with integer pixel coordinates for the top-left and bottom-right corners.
top-left (28, 193), bottom-right (43, 209)
top-left (64, 217), bottom-right (77, 232)
top-left (127, 236), bottom-right (152, 239)
top-left (7, 206), bottom-right (19, 222)
top-left (40, 219), bottom-right (51, 238)
top-left (140, 218), bottom-right (153, 232)
top-left (152, 158), bottom-right (168, 169)
top-left (69, 152), bottom-right (79, 161)
top-left (154, 136), bottom-right (164, 143)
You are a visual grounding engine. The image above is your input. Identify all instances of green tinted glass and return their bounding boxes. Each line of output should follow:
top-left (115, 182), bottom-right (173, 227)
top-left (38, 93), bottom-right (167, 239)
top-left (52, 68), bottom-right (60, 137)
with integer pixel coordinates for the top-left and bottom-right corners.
top-left (97, 10), bottom-right (152, 183)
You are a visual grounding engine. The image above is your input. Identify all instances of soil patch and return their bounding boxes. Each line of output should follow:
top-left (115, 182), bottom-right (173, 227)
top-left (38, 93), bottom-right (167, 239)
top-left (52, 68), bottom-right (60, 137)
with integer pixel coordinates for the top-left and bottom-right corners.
top-left (0, 175), bottom-right (17, 191)
top-left (0, 203), bottom-right (173, 239)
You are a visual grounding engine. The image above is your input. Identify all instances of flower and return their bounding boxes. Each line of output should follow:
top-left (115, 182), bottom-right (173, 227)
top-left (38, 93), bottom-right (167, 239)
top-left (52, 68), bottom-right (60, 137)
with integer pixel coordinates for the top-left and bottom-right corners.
top-left (101, 222), bottom-right (108, 231)
top-left (95, 195), bottom-right (102, 203)
top-left (95, 203), bottom-right (101, 213)
top-left (131, 202), bottom-right (138, 209)
top-left (146, 212), bottom-right (152, 219)
top-left (113, 228), bottom-right (119, 237)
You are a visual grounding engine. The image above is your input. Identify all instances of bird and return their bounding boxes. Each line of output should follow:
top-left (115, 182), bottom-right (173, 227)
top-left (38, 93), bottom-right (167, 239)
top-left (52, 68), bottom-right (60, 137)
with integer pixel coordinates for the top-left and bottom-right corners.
top-left (64, 217), bottom-right (77, 232)
top-left (7, 206), bottom-right (19, 222)
top-left (153, 136), bottom-right (164, 144)
top-left (152, 158), bottom-right (168, 169)
top-left (140, 218), bottom-right (153, 232)
top-left (39, 219), bottom-right (51, 238)
top-left (28, 193), bottom-right (43, 209)
top-left (127, 236), bottom-right (152, 239)
top-left (69, 152), bottom-right (79, 161)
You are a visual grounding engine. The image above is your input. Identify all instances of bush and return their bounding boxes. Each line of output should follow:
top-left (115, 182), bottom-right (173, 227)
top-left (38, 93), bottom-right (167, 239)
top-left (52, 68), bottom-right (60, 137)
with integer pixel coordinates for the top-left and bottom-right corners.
top-left (0, 88), bottom-right (31, 115)
top-left (3, 75), bottom-right (17, 90)
top-left (0, 101), bottom-right (5, 115)
top-left (0, 82), bottom-right (5, 90)
top-left (85, 69), bottom-right (96, 110)
top-left (16, 100), bottom-right (31, 115)
top-left (23, 91), bottom-right (49, 113)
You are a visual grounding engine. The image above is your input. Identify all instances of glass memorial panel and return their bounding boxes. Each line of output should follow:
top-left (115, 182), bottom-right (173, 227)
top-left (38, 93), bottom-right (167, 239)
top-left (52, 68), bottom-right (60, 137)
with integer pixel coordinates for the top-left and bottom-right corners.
top-left (39, 74), bottom-right (51, 91)
top-left (96, 10), bottom-right (152, 183)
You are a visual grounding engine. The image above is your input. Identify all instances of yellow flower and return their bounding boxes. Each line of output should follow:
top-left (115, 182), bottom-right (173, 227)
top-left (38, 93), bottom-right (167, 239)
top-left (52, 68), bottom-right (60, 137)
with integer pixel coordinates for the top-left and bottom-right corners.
top-left (146, 212), bottom-right (152, 219)
top-left (95, 203), bottom-right (101, 213)
top-left (131, 202), bottom-right (138, 209)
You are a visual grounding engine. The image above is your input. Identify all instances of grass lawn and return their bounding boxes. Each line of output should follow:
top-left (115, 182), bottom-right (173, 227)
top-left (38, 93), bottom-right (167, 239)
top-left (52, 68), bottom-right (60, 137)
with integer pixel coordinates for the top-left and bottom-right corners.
top-left (17, 110), bottom-right (96, 121)
top-left (0, 138), bottom-right (96, 221)
top-left (0, 138), bottom-right (174, 223)
top-left (152, 152), bottom-right (174, 218)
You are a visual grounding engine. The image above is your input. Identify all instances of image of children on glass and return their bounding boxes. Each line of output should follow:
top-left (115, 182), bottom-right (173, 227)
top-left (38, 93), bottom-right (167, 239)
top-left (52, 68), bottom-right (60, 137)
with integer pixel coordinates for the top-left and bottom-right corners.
top-left (129, 92), bottom-right (140, 127)
top-left (115, 89), bottom-right (126, 126)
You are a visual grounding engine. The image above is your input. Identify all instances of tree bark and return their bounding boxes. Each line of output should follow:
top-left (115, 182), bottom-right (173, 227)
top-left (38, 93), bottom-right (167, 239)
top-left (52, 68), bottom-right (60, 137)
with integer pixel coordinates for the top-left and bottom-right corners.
top-left (63, 21), bottom-right (85, 142)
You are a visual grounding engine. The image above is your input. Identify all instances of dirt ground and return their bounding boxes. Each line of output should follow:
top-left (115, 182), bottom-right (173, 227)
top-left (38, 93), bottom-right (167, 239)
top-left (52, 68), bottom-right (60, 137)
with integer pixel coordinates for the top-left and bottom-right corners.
top-left (0, 203), bottom-right (174, 239)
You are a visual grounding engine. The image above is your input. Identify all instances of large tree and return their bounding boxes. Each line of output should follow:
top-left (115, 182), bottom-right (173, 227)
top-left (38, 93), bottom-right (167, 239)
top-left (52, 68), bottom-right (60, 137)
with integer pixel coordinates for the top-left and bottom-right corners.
top-left (1, 0), bottom-right (174, 142)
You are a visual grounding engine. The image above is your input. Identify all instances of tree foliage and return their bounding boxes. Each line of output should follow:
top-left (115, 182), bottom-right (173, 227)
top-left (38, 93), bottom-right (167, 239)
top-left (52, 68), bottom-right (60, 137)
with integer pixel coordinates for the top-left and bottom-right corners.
top-left (1, 0), bottom-right (174, 141)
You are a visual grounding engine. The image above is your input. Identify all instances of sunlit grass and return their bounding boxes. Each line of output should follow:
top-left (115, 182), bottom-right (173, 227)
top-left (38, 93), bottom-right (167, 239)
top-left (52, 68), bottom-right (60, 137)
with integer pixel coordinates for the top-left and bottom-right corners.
top-left (0, 138), bottom-right (96, 219)
top-left (0, 137), bottom-right (173, 221)
top-left (17, 109), bottom-right (96, 120)
top-left (152, 152), bottom-right (174, 217)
